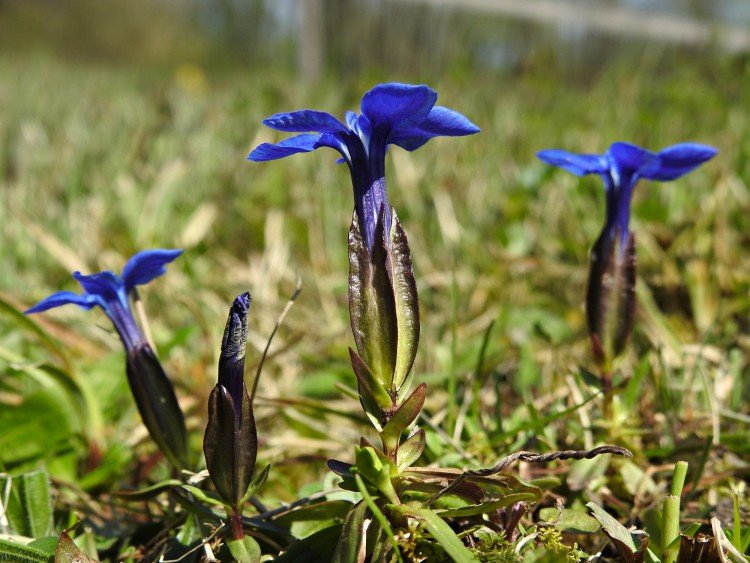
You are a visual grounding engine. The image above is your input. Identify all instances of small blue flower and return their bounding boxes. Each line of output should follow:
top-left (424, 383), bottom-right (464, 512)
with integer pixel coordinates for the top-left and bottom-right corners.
top-left (248, 82), bottom-right (479, 250)
top-left (26, 249), bottom-right (183, 353)
top-left (537, 142), bottom-right (718, 249)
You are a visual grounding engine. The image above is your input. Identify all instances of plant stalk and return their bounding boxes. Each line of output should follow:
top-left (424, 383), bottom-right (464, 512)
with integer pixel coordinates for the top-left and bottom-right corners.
top-left (661, 460), bottom-right (688, 563)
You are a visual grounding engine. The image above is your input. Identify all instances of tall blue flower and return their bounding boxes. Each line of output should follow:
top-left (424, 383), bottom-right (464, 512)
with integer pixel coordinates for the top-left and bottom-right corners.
top-left (248, 82), bottom-right (479, 250)
top-left (26, 249), bottom-right (188, 468)
top-left (26, 249), bottom-right (182, 353)
top-left (537, 142), bottom-right (717, 253)
top-left (537, 142), bottom-right (717, 369)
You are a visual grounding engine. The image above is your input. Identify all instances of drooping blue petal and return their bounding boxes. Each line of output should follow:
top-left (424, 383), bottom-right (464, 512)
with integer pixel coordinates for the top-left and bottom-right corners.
top-left (642, 143), bottom-right (718, 181)
top-left (360, 83), bottom-right (437, 129)
top-left (25, 291), bottom-right (98, 314)
top-left (388, 127), bottom-right (435, 152)
top-left (262, 110), bottom-right (348, 134)
top-left (122, 249), bottom-right (183, 292)
top-left (537, 149), bottom-right (608, 177)
top-left (390, 106), bottom-right (481, 151)
top-left (412, 106), bottom-right (481, 137)
top-left (248, 134), bottom-right (323, 162)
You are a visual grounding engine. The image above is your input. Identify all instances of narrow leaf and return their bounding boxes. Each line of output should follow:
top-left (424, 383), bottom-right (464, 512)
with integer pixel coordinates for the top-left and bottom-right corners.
top-left (227, 536), bottom-right (261, 563)
top-left (331, 501), bottom-right (370, 563)
top-left (588, 502), bottom-right (648, 563)
top-left (0, 540), bottom-right (50, 563)
top-left (381, 383), bottom-right (426, 453)
top-left (392, 505), bottom-right (479, 563)
top-left (397, 428), bottom-right (425, 472)
top-left (0, 470), bottom-right (53, 538)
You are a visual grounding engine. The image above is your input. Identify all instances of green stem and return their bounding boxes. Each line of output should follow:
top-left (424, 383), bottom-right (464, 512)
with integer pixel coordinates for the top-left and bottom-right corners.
top-left (662, 461), bottom-right (688, 563)
top-left (601, 370), bottom-right (614, 438)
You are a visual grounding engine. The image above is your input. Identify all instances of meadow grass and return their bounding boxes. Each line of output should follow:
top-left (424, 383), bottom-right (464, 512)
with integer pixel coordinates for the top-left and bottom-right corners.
top-left (1, 51), bottom-right (749, 559)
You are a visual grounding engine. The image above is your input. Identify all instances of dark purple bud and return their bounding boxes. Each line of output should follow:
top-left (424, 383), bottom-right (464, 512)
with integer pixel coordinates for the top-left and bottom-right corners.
top-left (204, 293), bottom-right (258, 507)
top-left (126, 343), bottom-right (188, 469)
top-left (219, 292), bottom-right (251, 419)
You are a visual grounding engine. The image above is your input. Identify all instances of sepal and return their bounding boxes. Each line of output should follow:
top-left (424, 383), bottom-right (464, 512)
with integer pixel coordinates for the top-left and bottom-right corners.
top-left (348, 214), bottom-right (398, 389)
top-left (349, 348), bottom-right (393, 430)
top-left (387, 211), bottom-right (419, 394)
top-left (203, 382), bottom-right (258, 507)
top-left (126, 343), bottom-right (188, 469)
top-left (586, 230), bottom-right (637, 371)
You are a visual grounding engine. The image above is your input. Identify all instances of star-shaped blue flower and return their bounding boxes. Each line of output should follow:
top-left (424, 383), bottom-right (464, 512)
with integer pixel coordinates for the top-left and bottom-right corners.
top-left (26, 249), bottom-right (183, 353)
top-left (537, 142), bottom-right (718, 249)
top-left (248, 82), bottom-right (479, 250)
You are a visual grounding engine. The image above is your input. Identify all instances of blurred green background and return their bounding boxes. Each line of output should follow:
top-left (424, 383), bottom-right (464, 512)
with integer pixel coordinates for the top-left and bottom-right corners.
top-left (1, 0), bottom-right (749, 497)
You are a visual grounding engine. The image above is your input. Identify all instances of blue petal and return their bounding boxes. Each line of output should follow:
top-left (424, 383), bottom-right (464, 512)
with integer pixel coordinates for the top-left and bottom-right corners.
top-left (608, 142), bottom-right (656, 175)
top-left (73, 271), bottom-right (123, 302)
top-left (642, 143), bottom-right (718, 181)
top-left (413, 106), bottom-right (480, 136)
top-left (262, 110), bottom-right (348, 134)
top-left (122, 249), bottom-right (183, 292)
top-left (345, 111), bottom-right (358, 130)
top-left (537, 149), bottom-right (608, 177)
top-left (25, 291), bottom-right (98, 314)
top-left (248, 134), bottom-right (323, 162)
top-left (388, 127), bottom-right (434, 152)
top-left (390, 106), bottom-right (480, 151)
top-left (360, 83), bottom-right (437, 129)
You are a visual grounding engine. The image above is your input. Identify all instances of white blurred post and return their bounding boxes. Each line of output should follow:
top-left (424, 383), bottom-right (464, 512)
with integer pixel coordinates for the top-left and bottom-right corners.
top-left (298, 0), bottom-right (324, 81)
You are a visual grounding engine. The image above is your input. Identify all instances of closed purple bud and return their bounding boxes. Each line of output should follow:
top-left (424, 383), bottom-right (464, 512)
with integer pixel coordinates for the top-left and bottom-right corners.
top-left (204, 293), bottom-right (258, 507)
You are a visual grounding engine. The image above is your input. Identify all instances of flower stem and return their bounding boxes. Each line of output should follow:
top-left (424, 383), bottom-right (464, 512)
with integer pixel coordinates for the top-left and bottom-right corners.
top-left (230, 507), bottom-right (245, 540)
top-left (601, 370), bottom-right (614, 437)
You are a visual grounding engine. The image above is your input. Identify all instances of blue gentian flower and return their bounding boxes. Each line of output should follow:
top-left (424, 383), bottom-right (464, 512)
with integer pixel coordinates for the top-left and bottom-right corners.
top-left (537, 142), bottom-right (718, 251)
top-left (537, 142), bottom-right (717, 368)
top-left (26, 249), bottom-right (183, 353)
top-left (248, 82), bottom-right (479, 250)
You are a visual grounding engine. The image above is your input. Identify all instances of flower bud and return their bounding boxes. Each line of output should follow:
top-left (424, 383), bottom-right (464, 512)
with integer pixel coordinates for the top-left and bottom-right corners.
top-left (203, 293), bottom-right (258, 507)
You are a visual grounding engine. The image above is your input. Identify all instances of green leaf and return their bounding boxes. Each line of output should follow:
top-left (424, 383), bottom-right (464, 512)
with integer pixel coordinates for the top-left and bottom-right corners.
top-left (381, 383), bottom-right (426, 454)
top-left (396, 428), bottom-right (425, 472)
top-left (587, 502), bottom-right (649, 563)
top-left (240, 464), bottom-right (270, 505)
top-left (348, 214), bottom-right (398, 391)
top-left (181, 485), bottom-right (229, 508)
top-left (274, 500), bottom-right (353, 526)
top-left (331, 501), bottom-right (369, 563)
top-left (0, 470), bottom-right (53, 538)
top-left (436, 494), bottom-right (539, 518)
top-left (113, 479), bottom-right (183, 501)
top-left (539, 507), bottom-right (601, 533)
top-left (125, 343), bottom-right (188, 469)
top-left (391, 505), bottom-right (479, 563)
top-left (387, 212), bottom-right (419, 393)
top-left (0, 540), bottom-right (51, 563)
top-left (54, 532), bottom-right (96, 562)
top-left (354, 446), bottom-right (385, 485)
top-left (227, 536), bottom-right (261, 563)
